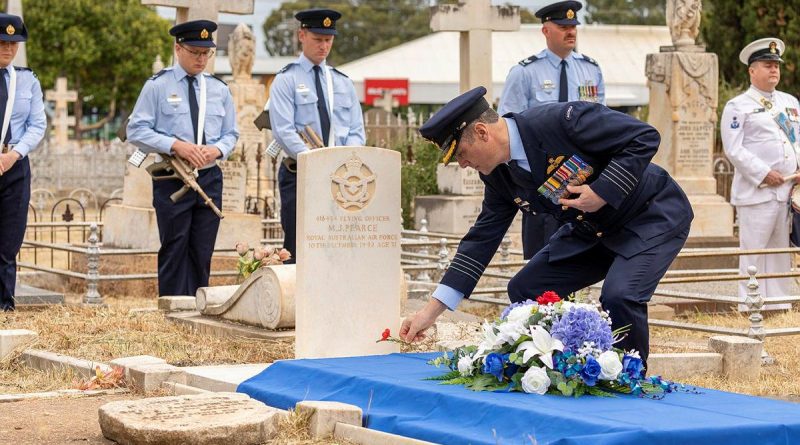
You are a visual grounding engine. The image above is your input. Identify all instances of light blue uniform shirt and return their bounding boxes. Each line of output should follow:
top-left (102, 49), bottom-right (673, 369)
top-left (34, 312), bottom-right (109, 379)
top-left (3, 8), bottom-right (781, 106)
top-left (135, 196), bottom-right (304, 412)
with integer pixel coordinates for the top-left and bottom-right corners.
top-left (498, 48), bottom-right (605, 115)
top-left (432, 118), bottom-right (529, 311)
top-left (127, 63), bottom-right (239, 159)
top-left (3, 67), bottom-right (45, 158)
top-left (269, 53), bottom-right (365, 159)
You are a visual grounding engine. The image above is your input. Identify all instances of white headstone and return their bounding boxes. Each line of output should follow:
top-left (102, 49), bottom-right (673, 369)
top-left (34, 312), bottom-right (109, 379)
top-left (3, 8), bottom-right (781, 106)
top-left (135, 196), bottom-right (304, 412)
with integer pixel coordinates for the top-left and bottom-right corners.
top-left (45, 77), bottom-right (77, 146)
top-left (295, 147), bottom-right (401, 358)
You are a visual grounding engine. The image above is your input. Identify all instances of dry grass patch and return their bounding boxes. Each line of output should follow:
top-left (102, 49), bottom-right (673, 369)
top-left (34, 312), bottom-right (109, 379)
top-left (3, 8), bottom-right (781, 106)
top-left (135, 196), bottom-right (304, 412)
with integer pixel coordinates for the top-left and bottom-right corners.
top-left (0, 354), bottom-right (82, 394)
top-left (0, 295), bottom-right (293, 366)
top-left (264, 409), bottom-right (358, 445)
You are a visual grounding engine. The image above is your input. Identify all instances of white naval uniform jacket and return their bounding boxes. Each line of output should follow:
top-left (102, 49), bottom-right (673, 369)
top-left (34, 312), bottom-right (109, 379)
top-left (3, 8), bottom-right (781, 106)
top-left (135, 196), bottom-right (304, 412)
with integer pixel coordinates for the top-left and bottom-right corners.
top-left (721, 86), bottom-right (800, 206)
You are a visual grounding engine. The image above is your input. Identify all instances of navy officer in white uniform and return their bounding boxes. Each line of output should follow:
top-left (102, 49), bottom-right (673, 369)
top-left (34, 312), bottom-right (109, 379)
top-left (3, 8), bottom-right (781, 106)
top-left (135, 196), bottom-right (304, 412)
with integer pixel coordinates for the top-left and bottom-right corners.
top-left (401, 87), bottom-right (692, 365)
top-left (498, 0), bottom-right (605, 260)
top-left (127, 20), bottom-right (238, 297)
top-left (0, 13), bottom-right (46, 312)
top-left (721, 38), bottom-right (800, 311)
top-left (268, 8), bottom-right (365, 263)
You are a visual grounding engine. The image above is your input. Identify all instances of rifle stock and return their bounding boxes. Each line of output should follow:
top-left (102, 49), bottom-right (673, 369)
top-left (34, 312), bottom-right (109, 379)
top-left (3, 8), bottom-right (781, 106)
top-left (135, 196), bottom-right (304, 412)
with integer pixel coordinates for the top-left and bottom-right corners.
top-left (145, 154), bottom-right (225, 219)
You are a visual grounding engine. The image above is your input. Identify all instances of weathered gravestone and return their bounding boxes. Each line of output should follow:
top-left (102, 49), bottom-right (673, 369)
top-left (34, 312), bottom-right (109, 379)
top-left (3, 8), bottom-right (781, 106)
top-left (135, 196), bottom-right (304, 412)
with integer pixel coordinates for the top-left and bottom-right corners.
top-left (98, 392), bottom-right (280, 445)
top-left (295, 147), bottom-right (402, 358)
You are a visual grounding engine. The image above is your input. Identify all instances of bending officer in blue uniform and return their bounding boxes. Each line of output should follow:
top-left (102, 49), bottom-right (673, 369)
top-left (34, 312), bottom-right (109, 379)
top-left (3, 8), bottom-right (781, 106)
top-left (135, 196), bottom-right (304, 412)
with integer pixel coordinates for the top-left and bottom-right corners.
top-left (498, 1), bottom-right (605, 260)
top-left (0, 13), bottom-right (46, 312)
top-left (401, 87), bottom-right (692, 364)
top-left (127, 20), bottom-right (239, 297)
top-left (268, 8), bottom-right (365, 263)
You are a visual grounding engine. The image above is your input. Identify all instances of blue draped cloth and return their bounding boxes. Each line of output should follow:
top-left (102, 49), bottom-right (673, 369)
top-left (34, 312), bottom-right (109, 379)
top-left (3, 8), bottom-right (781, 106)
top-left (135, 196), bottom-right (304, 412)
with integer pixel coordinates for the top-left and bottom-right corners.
top-left (237, 352), bottom-right (800, 445)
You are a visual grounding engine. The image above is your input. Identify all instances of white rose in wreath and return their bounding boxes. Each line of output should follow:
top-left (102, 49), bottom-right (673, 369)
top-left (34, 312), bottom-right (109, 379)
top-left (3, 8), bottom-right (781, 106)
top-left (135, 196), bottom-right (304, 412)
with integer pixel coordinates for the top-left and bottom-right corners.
top-left (521, 366), bottom-right (551, 395)
top-left (597, 350), bottom-right (623, 381)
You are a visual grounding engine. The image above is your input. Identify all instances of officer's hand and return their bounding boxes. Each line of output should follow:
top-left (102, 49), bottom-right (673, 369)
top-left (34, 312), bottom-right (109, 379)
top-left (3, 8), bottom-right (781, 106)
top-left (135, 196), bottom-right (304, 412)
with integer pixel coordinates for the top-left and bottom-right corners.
top-left (0, 151), bottom-right (20, 175)
top-left (559, 184), bottom-right (607, 213)
top-left (172, 141), bottom-right (205, 169)
top-left (763, 170), bottom-right (784, 187)
top-left (201, 146), bottom-right (223, 164)
top-left (400, 298), bottom-right (447, 342)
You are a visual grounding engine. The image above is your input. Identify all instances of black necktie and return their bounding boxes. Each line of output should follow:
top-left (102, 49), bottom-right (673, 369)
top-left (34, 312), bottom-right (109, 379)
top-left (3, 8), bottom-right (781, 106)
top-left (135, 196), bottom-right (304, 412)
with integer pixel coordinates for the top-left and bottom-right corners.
top-left (558, 60), bottom-right (568, 103)
top-left (313, 65), bottom-right (330, 146)
top-left (0, 68), bottom-right (11, 144)
top-left (186, 75), bottom-right (205, 144)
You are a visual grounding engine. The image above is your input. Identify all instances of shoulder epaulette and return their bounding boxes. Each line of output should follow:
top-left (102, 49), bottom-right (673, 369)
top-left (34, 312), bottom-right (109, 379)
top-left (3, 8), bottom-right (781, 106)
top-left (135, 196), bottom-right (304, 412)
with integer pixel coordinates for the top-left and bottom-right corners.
top-left (580, 54), bottom-right (599, 66)
top-left (13, 66), bottom-right (35, 77)
top-left (149, 68), bottom-right (170, 81)
top-left (518, 55), bottom-right (540, 66)
top-left (331, 67), bottom-right (349, 78)
top-left (277, 62), bottom-right (298, 74)
top-left (204, 72), bottom-right (227, 86)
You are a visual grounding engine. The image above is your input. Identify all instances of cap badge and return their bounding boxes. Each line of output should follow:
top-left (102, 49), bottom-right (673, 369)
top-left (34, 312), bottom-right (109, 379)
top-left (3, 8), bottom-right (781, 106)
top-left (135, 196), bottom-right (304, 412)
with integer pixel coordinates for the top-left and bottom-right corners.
top-left (770, 41), bottom-right (777, 54)
top-left (200, 28), bottom-right (209, 39)
top-left (323, 17), bottom-right (332, 27)
top-left (566, 9), bottom-right (575, 19)
top-left (6, 24), bottom-right (14, 35)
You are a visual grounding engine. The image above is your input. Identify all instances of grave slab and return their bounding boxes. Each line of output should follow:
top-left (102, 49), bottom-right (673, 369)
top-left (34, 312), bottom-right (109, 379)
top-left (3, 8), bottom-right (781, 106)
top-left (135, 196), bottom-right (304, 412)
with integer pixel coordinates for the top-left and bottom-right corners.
top-left (183, 363), bottom-right (270, 393)
top-left (128, 363), bottom-right (187, 393)
top-left (648, 352), bottom-right (723, 379)
top-left (21, 349), bottom-right (112, 379)
top-left (109, 355), bottom-right (167, 381)
top-left (99, 392), bottom-right (279, 445)
top-left (708, 335), bottom-right (762, 380)
top-left (0, 329), bottom-right (37, 360)
top-left (296, 400), bottom-right (362, 437)
top-left (158, 296), bottom-right (197, 312)
top-left (165, 312), bottom-right (295, 340)
top-left (14, 284), bottom-right (64, 306)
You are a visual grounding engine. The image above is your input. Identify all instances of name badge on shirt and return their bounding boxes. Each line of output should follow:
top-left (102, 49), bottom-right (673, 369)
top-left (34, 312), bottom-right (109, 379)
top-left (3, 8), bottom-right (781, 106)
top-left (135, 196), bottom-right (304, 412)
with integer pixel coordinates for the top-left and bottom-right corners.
top-left (541, 80), bottom-right (555, 91)
top-left (166, 94), bottom-right (182, 108)
top-left (296, 84), bottom-right (311, 96)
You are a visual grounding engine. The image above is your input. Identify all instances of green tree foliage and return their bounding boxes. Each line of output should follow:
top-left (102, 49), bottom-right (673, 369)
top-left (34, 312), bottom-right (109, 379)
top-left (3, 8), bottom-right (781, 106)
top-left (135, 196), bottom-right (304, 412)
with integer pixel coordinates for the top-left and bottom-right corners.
top-left (702, 1), bottom-right (800, 91)
top-left (585, 0), bottom-right (666, 25)
top-left (24, 0), bottom-right (172, 137)
top-left (390, 138), bottom-right (440, 228)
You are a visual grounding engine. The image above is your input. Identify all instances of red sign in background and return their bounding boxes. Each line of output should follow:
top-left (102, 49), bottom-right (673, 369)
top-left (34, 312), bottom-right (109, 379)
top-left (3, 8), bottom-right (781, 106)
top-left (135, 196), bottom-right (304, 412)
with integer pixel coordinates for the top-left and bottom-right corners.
top-left (364, 79), bottom-right (409, 106)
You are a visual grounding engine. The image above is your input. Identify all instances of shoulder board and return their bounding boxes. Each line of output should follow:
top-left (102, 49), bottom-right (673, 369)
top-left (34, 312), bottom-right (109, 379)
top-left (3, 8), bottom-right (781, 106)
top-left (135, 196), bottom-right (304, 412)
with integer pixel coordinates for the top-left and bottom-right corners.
top-left (331, 67), bottom-right (349, 78)
top-left (579, 54), bottom-right (599, 66)
top-left (149, 68), bottom-right (170, 81)
top-left (13, 66), bottom-right (35, 77)
top-left (518, 55), bottom-right (539, 66)
top-left (204, 72), bottom-right (227, 85)
top-left (277, 62), bottom-right (298, 74)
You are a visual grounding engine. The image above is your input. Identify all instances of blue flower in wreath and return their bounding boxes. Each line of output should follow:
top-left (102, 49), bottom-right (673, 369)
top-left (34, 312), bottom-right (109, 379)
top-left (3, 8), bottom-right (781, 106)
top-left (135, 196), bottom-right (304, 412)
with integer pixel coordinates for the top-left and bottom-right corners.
top-left (623, 355), bottom-right (644, 379)
top-left (580, 355), bottom-right (602, 386)
top-left (483, 353), bottom-right (505, 382)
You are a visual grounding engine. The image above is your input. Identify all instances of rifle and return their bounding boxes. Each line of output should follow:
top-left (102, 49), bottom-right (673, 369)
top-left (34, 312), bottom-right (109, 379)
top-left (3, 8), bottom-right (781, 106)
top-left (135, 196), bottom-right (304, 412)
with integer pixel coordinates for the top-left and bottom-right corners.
top-left (146, 154), bottom-right (224, 219)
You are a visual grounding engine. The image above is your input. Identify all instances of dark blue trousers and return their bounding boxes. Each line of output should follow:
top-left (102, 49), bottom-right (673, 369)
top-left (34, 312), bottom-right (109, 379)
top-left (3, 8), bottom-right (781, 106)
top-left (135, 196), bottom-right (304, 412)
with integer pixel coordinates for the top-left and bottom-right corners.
top-left (152, 166), bottom-right (222, 297)
top-left (0, 157), bottom-right (30, 311)
top-left (521, 212), bottom-right (561, 260)
top-left (507, 227), bottom-right (689, 363)
top-left (278, 163), bottom-right (296, 264)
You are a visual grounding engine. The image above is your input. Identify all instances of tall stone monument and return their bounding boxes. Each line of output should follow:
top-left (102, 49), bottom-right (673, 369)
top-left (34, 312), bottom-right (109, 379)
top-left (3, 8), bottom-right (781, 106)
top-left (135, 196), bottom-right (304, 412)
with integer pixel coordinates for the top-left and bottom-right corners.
top-left (646, 0), bottom-right (733, 238)
top-left (430, 0), bottom-right (520, 100)
top-left (44, 77), bottom-right (77, 148)
top-left (227, 23), bottom-right (269, 203)
top-left (295, 147), bottom-right (401, 359)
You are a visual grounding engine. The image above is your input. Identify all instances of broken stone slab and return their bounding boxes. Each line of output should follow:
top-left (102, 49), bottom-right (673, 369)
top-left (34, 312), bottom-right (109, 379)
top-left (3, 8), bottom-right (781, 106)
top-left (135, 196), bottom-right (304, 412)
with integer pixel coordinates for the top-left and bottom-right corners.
top-left (0, 329), bottom-right (37, 360)
top-left (200, 266), bottom-right (296, 329)
top-left (648, 352), bottom-right (722, 380)
top-left (21, 349), bottom-right (111, 379)
top-left (158, 296), bottom-right (197, 312)
top-left (99, 392), bottom-right (280, 445)
top-left (109, 355), bottom-right (167, 381)
top-left (128, 363), bottom-right (187, 393)
top-left (295, 400), bottom-right (362, 437)
top-left (708, 335), bottom-right (763, 380)
top-left (334, 422), bottom-right (439, 445)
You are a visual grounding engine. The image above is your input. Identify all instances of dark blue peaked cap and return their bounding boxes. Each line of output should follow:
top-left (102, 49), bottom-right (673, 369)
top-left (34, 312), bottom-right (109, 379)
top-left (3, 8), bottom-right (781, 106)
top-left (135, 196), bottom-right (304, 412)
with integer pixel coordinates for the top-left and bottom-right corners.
top-left (170, 19), bottom-right (217, 48)
top-left (295, 8), bottom-right (341, 36)
top-left (0, 13), bottom-right (27, 42)
top-left (419, 86), bottom-right (490, 165)
top-left (535, 1), bottom-right (582, 25)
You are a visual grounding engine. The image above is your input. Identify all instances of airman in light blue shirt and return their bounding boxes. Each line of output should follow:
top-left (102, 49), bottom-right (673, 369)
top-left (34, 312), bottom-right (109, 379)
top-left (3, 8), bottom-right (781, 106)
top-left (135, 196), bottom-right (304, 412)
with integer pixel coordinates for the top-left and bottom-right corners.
top-left (0, 67), bottom-right (45, 159)
top-left (127, 62), bottom-right (238, 166)
top-left (269, 52), bottom-right (365, 158)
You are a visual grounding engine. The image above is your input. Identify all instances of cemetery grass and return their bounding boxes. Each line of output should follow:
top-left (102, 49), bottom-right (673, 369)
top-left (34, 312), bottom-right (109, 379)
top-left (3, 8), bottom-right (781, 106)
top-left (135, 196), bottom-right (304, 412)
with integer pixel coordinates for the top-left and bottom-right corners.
top-left (0, 293), bottom-right (293, 393)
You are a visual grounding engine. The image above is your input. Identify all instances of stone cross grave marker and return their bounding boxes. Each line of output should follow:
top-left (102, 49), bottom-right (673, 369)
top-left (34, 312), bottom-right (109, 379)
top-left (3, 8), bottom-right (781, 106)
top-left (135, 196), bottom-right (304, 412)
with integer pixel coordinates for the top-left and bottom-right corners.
top-left (141, 0), bottom-right (255, 73)
top-left (430, 0), bottom-right (520, 100)
top-left (45, 77), bottom-right (77, 147)
top-left (295, 146), bottom-right (401, 359)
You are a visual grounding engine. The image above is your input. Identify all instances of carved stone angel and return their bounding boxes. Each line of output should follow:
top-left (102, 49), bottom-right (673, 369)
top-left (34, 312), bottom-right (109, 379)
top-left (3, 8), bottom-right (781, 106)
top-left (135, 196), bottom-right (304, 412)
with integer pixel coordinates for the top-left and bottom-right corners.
top-left (228, 23), bottom-right (255, 79)
top-left (667, 0), bottom-right (702, 48)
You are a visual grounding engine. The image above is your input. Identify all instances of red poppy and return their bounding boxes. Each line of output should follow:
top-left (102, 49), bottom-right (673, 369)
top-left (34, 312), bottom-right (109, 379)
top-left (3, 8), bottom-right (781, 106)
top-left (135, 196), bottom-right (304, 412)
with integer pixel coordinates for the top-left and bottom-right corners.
top-left (379, 328), bottom-right (391, 342)
top-left (536, 291), bottom-right (561, 305)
